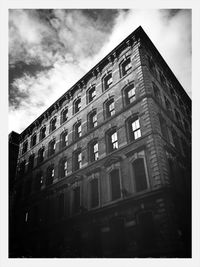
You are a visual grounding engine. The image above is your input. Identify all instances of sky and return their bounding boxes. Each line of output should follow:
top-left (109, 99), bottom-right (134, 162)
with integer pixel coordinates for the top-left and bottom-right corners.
top-left (8, 9), bottom-right (192, 134)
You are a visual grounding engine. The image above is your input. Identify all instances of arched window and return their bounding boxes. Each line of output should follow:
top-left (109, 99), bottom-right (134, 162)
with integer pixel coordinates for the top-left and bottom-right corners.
top-left (121, 57), bottom-right (132, 77)
top-left (38, 147), bottom-right (45, 164)
top-left (49, 117), bottom-right (57, 133)
top-left (152, 82), bottom-right (162, 104)
top-left (73, 149), bottom-right (82, 171)
top-left (60, 130), bottom-right (68, 148)
top-left (74, 120), bottom-right (82, 140)
top-left (106, 128), bottom-right (118, 153)
top-left (88, 109), bottom-right (97, 130)
top-left (104, 97), bottom-right (115, 119)
top-left (89, 178), bottom-right (99, 208)
top-left (88, 139), bottom-right (99, 162)
top-left (109, 169), bottom-right (121, 201)
top-left (22, 140), bottom-right (28, 155)
top-left (46, 165), bottom-right (54, 186)
top-left (132, 158), bottom-right (148, 192)
top-left (19, 160), bottom-right (26, 176)
top-left (48, 139), bottom-right (56, 156)
top-left (73, 97), bottom-right (81, 114)
top-left (31, 133), bottom-right (37, 147)
top-left (58, 158), bottom-right (68, 179)
top-left (123, 83), bottom-right (136, 105)
top-left (103, 72), bottom-right (112, 91)
top-left (28, 154), bottom-right (35, 171)
top-left (39, 126), bottom-right (46, 141)
top-left (87, 86), bottom-right (96, 103)
top-left (60, 108), bottom-right (68, 124)
top-left (127, 115), bottom-right (141, 142)
top-left (34, 171), bottom-right (43, 191)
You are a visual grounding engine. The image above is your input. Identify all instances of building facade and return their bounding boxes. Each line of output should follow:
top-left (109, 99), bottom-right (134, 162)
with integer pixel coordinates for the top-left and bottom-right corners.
top-left (10, 26), bottom-right (191, 258)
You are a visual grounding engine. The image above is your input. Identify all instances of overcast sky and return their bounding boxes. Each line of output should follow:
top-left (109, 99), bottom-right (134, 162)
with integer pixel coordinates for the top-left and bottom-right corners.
top-left (9, 9), bottom-right (191, 134)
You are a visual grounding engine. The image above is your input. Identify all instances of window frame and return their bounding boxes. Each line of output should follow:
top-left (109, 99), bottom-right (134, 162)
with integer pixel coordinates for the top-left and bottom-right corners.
top-left (104, 97), bottom-right (115, 119)
top-left (48, 139), bottom-right (56, 157)
top-left (73, 149), bottom-right (82, 171)
top-left (46, 165), bottom-right (54, 186)
top-left (60, 130), bottom-right (68, 149)
top-left (103, 72), bottom-right (113, 91)
top-left (59, 157), bottom-right (68, 179)
top-left (120, 57), bottom-right (132, 77)
top-left (127, 115), bottom-right (142, 142)
top-left (109, 168), bottom-right (122, 201)
top-left (31, 133), bottom-right (37, 147)
top-left (73, 97), bottom-right (81, 114)
top-left (74, 120), bottom-right (82, 140)
top-left (88, 139), bottom-right (99, 162)
top-left (60, 107), bottom-right (68, 124)
top-left (131, 157), bottom-right (149, 193)
top-left (38, 147), bottom-right (45, 164)
top-left (88, 109), bottom-right (97, 130)
top-left (106, 128), bottom-right (119, 154)
top-left (123, 82), bottom-right (136, 106)
top-left (87, 86), bottom-right (96, 103)
top-left (49, 117), bottom-right (57, 133)
top-left (39, 126), bottom-right (46, 141)
top-left (22, 140), bottom-right (28, 155)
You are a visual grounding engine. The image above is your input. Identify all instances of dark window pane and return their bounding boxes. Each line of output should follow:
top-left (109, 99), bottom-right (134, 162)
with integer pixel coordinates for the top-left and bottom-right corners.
top-left (110, 169), bottom-right (121, 200)
top-left (133, 158), bottom-right (147, 192)
top-left (90, 179), bottom-right (99, 208)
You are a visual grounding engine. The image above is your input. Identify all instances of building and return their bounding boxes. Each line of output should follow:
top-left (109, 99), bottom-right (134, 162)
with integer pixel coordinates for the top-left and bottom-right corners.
top-left (9, 26), bottom-right (191, 258)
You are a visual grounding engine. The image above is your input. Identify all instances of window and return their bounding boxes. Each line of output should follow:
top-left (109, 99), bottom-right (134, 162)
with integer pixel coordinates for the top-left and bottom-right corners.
top-left (58, 193), bottom-right (64, 219)
top-left (89, 140), bottom-right (99, 162)
top-left (107, 128), bottom-right (118, 153)
top-left (110, 169), bottom-right (121, 201)
top-left (171, 128), bottom-right (181, 153)
top-left (159, 71), bottom-right (166, 86)
top-left (88, 110), bottom-right (97, 129)
top-left (87, 86), bottom-right (96, 103)
top-left (48, 139), bottom-right (56, 156)
top-left (40, 126), bottom-right (46, 141)
top-left (28, 154), bottom-right (35, 170)
top-left (124, 83), bottom-right (136, 105)
top-left (19, 160), bottom-right (26, 176)
top-left (34, 171), bottom-right (43, 191)
top-left (73, 149), bottom-right (82, 171)
top-left (59, 158), bottom-right (68, 178)
top-left (74, 121), bottom-right (82, 140)
top-left (153, 83), bottom-right (162, 103)
top-left (74, 98), bottom-right (81, 114)
top-left (164, 97), bottom-right (173, 118)
top-left (147, 55), bottom-right (156, 72)
top-left (61, 108), bottom-right (68, 124)
top-left (159, 115), bottom-right (169, 141)
top-left (132, 158), bottom-right (148, 192)
top-left (90, 178), bottom-right (99, 208)
top-left (127, 116), bottom-right (141, 141)
top-left (49, 117), bottom-right (57, 133)
top-left (22, 141), bottom-right (28, 155)
top-left (105, 98), bottom-right (115, 118)
top-left (170, 86), bottom-right (178, 105)
top-left (175, 109), bottom-right (182, 127)
top-left (31, 133), bottom-right (37, 147)
top-left (38, 147), bottom-right (45, 164)
top-left (73, 186), bottom-right (80, 213)
top-left (103, 73), bottom-right (112, 90)
top-left (46, 165), bottom-right (54, 186)
top-left (60, 130), bottom-right (68, 148)
top-left (121, 57), bottom-right (132, 76)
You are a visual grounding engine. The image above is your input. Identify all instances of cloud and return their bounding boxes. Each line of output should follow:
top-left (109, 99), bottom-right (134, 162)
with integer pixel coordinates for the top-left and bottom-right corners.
top-left (9, 9), bottom-right (191, 133)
